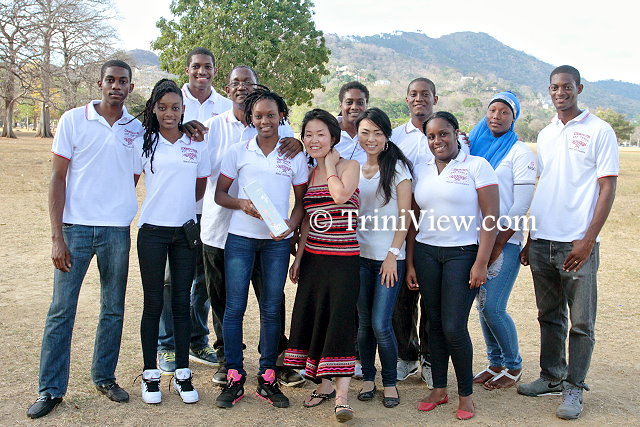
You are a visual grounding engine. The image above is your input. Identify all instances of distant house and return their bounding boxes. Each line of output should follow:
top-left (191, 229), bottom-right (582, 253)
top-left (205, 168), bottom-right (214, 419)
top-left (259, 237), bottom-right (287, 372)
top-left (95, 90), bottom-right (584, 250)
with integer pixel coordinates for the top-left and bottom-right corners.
top-left (374, 79), bottom-right (391, 86)
top-left (461, 76), bottom-right (474, 81)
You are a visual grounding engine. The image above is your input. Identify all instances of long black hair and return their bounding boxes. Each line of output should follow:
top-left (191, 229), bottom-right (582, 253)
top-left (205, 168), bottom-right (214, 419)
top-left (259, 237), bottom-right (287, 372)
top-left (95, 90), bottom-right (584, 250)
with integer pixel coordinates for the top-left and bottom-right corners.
top-left (243, 87), bottom-right (289, 128)
top-left (356, 108), bottom-right (413, 205)
top-left (141, 78), bottom-right (184, 173)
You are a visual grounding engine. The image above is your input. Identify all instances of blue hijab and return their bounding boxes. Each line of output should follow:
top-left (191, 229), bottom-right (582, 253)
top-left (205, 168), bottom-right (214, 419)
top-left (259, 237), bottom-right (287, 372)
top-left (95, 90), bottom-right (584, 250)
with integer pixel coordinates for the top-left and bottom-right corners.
top-left (469, 91), bottom-right (520, 169)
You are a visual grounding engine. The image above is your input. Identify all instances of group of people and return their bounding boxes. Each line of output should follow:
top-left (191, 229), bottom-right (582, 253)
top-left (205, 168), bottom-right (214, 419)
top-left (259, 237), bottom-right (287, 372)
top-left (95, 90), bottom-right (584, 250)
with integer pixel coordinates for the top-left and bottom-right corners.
top-left (27, 45), bottom-right (619, 424)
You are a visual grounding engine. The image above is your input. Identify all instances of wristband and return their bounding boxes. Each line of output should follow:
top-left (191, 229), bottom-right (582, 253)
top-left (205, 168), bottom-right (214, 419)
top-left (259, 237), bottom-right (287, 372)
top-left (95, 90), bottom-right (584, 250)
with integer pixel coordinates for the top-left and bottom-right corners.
top-left (327, 174), bottom-right (338, 181)
top-left (388, 247), bottom-right (400, 257)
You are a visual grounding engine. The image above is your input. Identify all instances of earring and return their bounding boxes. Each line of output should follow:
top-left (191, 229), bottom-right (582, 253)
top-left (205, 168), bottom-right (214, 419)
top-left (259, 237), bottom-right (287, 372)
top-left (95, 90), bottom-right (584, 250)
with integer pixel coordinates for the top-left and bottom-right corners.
top-left (384, 141), bottom-right (389, 151)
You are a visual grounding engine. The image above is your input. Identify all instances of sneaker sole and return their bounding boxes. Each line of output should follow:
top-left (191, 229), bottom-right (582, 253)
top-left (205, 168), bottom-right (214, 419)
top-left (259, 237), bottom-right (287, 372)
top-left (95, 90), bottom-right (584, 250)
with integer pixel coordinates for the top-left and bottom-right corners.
top-left (142, 396), bottom-right (162, 404)
top-left (255, 392), bottom-right (290, 408)
top-left (517, 389), bottom-right (562, 397)
top-left (278, 378), bottom-right (306, 388)
top-left (215, 394), bottom-right (244, 408)
top-left (189, 354), bottom-right (221, 367)
top-left (159, 370), bottom-right (175, 376)
top-left (212, 377), bottom-right (227, 385)
top-left (397, 367), bottom-right (419, 381)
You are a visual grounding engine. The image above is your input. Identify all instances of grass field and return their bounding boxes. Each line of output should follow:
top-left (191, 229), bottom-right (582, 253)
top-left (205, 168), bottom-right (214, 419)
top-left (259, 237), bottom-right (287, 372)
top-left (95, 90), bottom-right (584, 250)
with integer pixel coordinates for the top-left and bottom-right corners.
top-left (1, 132), bottom-right (638, 426)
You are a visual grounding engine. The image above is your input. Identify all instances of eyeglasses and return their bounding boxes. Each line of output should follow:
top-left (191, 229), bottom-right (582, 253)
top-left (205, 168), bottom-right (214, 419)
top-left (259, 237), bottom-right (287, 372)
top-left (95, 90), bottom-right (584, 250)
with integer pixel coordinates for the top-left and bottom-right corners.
top-left (227, 81), bottom-right (258, 88)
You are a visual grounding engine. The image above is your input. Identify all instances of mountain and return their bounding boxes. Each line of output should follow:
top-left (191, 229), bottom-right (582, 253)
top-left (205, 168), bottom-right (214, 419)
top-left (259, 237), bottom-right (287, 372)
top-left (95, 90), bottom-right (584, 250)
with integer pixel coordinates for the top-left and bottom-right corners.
top-left (127, 49), bottom-right (160, 67)
top-left (347, 32), bottom-right (640, 118)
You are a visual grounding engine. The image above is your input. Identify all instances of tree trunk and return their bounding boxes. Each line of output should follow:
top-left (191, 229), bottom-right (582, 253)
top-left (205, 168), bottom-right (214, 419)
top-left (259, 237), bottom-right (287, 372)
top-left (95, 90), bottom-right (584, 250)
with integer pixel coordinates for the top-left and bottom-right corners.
top-left (2, 99), bottom-right (17, 138)
top-left (35, 101), bottom-right (53, 137)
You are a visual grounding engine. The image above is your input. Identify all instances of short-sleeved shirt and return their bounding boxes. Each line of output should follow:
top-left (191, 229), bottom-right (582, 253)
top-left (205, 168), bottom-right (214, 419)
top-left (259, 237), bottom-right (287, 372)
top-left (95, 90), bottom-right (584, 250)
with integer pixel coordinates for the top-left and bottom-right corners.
top-left (530, 109), bottom-right (619, 242)
top-left (357, 162), bottom-right (412, 260)
top-left (181, 83), bottom-right (232, 123)
top-left (135, 133), bottom-right (211, 227)
top-left (219, 137), bottom-right (307, 240)
top-left (392, 121), bottom-right (431, 166)
top-left (495, 141), bottom-right (537, 244)
top-left (200, 109), bottom-right (294, 248)
top-left (413, 150), bottom-right (498, 246)
top-left (51, 101), bottom-right (143, 226)
top-left (334, 130), bottom-right (367, 164)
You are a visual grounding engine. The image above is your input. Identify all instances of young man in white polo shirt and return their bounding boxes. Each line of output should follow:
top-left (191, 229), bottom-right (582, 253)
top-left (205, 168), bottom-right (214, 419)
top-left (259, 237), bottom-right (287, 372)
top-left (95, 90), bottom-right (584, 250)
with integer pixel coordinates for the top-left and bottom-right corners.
top-left (334, 81), bottom-right (369, 165)
top-left (157, 47), bottom-right (233, 372)
top-left (201, 66), bottom-right (305, 387)
top-left (517, 65), bottom-right (619, 420)
top-left (27, 60), bottom-right (143, 419)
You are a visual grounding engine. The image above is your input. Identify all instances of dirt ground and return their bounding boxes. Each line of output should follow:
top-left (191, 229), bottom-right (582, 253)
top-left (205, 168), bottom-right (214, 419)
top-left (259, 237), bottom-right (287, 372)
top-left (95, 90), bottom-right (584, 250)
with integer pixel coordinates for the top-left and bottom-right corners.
top-left (1, 132), bottom-right (639, 426)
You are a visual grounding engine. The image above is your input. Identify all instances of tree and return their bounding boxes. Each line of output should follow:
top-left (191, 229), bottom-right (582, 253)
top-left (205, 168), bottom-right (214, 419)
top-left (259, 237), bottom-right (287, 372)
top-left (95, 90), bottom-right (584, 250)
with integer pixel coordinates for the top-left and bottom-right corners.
top-left (153, 0), bottom-right (330, 106)
top-left (594, 108), bottom-right (634, 142)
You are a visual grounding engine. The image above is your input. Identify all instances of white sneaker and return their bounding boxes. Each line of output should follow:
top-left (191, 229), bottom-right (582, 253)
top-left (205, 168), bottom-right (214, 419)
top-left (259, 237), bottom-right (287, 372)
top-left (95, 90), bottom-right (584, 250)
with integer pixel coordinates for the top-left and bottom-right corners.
top-left (353, 361), bottom-right (363, 379)
top-left (141, 369), bottom-right (162, 404)
top-left (396, 359), bottom-right (419, 381)
top-left (421, 358), bottom-right (434, 389)
top-left (173, 368), bottom-right (199, 403)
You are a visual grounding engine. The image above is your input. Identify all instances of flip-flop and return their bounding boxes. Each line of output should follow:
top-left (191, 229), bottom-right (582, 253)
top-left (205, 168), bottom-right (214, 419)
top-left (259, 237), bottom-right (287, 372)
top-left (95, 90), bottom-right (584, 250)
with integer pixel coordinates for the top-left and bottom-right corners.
top-left (335, 404), bottom-right (354, 422)
top-left (473, 367), bottom-right (501, 384)
top-left (483, 369), bottom-right (522, 390)
top-left (303, 389), bottom-right (336, 408)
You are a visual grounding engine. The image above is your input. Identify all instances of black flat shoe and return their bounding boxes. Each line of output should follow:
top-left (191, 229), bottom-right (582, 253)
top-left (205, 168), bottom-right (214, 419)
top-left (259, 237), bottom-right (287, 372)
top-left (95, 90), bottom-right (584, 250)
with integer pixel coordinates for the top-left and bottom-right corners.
top-left (96, 382), bottom-right (129, 402)
top-left (357, 385), bottom-right (377, 401)
top-left (27, 393), bottom-right (63, 419)
top-left (383, 386), bottom-right (400, 408)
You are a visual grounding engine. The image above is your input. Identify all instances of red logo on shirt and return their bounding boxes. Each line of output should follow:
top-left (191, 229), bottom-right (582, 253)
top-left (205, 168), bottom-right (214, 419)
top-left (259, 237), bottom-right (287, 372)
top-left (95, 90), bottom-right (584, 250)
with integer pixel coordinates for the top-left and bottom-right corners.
top-left (446, 168), bottom-right (470, 185)
top-left (181, 147), bottom-right (198, 163)
top-left (275, 156), bottom-right (293, 177)
top-left (527, 161), bottom-right (536, 171)
top-left (569, 131), bottom-right (591, 154)
top-left (121, 128), bottom-right (139, 148)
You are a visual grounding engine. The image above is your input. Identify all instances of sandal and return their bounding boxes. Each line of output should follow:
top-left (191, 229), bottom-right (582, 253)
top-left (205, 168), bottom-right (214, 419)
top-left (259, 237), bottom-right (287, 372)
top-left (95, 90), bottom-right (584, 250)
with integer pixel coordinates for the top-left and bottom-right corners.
top-left (473, 366), bottom-right (502, 384)
top-left (335, 404), bottom-right (354, 422)
top-left (357, 385), bottom-right (377, 401)
top-left (303, 389), bottom-right (336, 408)
top-left (483, 369), bottom-right (522, 390)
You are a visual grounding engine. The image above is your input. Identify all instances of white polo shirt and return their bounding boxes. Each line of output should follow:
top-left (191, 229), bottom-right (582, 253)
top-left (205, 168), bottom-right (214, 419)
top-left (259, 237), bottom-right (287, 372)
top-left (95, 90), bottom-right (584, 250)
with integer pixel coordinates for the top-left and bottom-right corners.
top-left (51, 101), bottom-right (143, 226)
top-left (529, 109), bottom-right (619, 242)
top-left (494, 141), bottom-right (537, 245)
top-left (220, 137), bottom-right (307, 240)
top-left (201, 110), bottom-right (295, 247)
top-left (181, 83), bottom-right (232, 122)
top-left (413, 150), bottom-right (498, 246)
top-left (392, 121), bottom-right (431, 166)
top-left (335, 130), bottom-right (367, 164)
top-left (135, 133), bottom-right (211, 227)
top-left (357, 162), bottom-right (412, 260)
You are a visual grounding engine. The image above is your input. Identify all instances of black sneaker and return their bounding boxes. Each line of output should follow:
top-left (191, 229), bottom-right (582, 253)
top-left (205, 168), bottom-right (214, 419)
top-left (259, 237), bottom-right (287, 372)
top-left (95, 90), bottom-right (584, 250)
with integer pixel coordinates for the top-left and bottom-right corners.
top-left (212, 365), bottom-right (228, 385)
top-left (27, 393), bottom-right (62, 419)
top-left (96, 382), bottom-right (129, 402)
top-left (215, 369), bottom-right (245, 408)
top-left (256, 369), bottom-right (290, 408)
top-left (276, 365), bottom-right (306, 387)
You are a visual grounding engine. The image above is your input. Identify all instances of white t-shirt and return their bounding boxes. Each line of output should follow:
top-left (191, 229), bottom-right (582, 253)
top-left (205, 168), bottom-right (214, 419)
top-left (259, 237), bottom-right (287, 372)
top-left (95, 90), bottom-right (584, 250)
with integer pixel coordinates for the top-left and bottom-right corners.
top-left (494, 141), bottom-right (537, 244)
top-left (413, 150), bottom-right (498, 246)
top-left (335, 129), bottom-right (367, 164)
top-left (530, 109), bottom-right (619, 242)
top-left (219, 137), bottom-right (308, 240)
top-left (181, 83), bottom-right (232, 214)
top-left (51, 101), bottom-right (143, 226)
top-left (200, 109), bottom-right (295, 248)
top-left (357, 162), bottom-right (412, 260)
top-left (391, 121), bottom-right (431, 166)
top-left (135, 133), bottom-right (211, 227)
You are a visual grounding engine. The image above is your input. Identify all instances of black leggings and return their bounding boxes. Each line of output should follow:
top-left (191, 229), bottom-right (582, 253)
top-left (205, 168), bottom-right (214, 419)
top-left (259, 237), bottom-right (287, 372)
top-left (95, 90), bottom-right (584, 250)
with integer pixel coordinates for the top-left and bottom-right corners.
top-left (138, 224), bottom-right (195, 370)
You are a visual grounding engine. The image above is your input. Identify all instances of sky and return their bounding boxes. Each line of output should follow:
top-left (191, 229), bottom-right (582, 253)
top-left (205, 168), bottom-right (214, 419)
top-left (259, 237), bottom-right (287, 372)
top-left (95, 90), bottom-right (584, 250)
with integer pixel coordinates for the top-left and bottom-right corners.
top-left (112, 0), bottom-right (640, 84)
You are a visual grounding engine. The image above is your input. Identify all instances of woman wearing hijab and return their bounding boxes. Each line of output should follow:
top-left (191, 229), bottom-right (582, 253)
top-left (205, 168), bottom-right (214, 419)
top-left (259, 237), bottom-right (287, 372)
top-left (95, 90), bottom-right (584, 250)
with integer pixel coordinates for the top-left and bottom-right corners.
top-left (469, 92), bottom-right (537, 390)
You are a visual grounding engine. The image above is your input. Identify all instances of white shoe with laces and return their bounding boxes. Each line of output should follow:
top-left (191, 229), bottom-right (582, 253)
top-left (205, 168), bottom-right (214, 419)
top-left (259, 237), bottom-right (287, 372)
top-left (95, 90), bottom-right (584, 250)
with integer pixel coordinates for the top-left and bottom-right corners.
top-left (173, 368), bottom-right (199, 404)
top-left (141, 369), bottom-right (162, 404)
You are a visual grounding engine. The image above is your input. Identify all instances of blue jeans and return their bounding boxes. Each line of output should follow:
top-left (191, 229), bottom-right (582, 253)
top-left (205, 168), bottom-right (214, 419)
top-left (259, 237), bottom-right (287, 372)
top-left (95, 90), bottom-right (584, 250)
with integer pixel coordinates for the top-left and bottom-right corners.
top-left (158, 215), bottom-right (209, 351)
top-left (529, 239), bottom-right (599, 389)
top-left (38, 225), bottom-right (130, 398)
top-left (223, 233), bottom-right (290, 375)
top-left (476, 242), bottom-right (523, 370)
top-left (357, 257), bottom-right (404, 387)
top-left (414, 242), bottom-right (479, 397)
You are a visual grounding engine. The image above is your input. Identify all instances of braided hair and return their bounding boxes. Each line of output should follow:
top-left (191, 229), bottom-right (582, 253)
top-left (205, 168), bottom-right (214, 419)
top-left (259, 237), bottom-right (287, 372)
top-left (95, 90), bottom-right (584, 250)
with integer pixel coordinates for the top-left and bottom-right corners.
top-left (141, 79), bottom-right (184, 173)
top-left (243, 87), bottom-right (289, 128)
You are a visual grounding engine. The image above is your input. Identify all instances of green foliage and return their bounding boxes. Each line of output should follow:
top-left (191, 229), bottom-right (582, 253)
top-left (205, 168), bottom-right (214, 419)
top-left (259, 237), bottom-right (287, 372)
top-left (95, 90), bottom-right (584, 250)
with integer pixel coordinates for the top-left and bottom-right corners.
top-left (595, 108), bottom-right (634, 142)
top-left (462, 98), bottom-right (482, 109)
top-left (152, 0), bottom-right (330, 106)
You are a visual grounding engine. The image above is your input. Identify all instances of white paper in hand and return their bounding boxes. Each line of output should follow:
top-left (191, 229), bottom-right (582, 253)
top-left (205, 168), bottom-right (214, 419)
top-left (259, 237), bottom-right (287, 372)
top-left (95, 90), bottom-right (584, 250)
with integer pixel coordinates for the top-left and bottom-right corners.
top-left (243, 181), bottom-right (289, 236)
